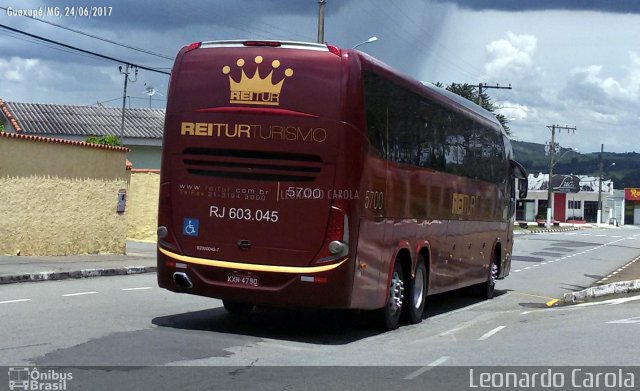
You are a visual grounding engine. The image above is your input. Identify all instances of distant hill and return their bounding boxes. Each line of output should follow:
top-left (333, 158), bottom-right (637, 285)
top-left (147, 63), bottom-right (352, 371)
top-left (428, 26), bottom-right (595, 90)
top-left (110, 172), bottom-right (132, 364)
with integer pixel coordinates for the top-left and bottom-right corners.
top-left (512, 140), bottom-right (640, 189)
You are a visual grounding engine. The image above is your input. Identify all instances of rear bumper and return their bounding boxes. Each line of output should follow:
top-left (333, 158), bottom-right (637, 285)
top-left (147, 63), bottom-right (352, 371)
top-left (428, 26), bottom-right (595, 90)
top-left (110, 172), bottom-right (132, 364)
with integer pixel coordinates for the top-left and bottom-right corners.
top-left (157, 248), bottom-right (355, 309)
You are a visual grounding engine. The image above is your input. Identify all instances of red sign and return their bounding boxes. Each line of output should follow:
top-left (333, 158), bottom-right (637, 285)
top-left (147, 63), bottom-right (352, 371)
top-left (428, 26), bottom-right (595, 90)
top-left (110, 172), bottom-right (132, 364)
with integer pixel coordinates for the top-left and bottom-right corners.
top-left (625, 188), bottom-right (640, 201)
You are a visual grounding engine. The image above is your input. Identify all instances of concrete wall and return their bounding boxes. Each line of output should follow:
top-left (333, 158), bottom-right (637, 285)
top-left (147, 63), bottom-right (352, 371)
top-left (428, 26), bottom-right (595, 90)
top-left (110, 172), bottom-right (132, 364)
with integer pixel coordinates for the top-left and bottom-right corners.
top-left (127, 170), bottom-right (160, 242)
top-left (0, 134), bottom-right (129, 256)
top-left (127, 145), bottom-right (161, 170)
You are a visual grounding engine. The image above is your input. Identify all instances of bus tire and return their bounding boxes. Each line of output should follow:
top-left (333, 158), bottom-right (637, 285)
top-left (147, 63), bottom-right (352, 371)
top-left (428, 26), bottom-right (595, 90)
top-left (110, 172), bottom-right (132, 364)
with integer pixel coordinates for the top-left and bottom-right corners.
top-left (402, 255), bottom-right (427, 324)
top-left (376, 260), bottom-right (405, 330)
top-left (474, 252), bottom-right (498, 299)
top-left (223, 300), bottom-right (255, 315)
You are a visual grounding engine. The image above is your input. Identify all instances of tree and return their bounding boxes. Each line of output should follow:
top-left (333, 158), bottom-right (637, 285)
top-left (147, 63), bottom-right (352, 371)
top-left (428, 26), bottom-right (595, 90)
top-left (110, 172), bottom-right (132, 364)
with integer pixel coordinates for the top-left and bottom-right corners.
top-left (85, 135), bottom-right (122, 146)
top-left (0, 123), bottom-right (4, 132)
top-left (435, 82), bottom-right (511, 136)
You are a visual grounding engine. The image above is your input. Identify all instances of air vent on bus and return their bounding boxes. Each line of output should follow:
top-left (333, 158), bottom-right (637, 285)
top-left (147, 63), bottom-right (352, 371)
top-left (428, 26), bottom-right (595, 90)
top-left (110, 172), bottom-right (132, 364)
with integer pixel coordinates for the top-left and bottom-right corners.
top-left (182, 148), bottom-right (323, 182)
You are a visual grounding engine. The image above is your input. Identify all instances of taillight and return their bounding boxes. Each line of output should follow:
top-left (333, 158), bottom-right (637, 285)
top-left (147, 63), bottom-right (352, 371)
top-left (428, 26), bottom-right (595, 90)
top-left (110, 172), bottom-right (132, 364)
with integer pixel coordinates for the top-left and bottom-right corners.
top-left (158, 182), bottom-right (178, 251)
top-left (184, 42), bottom-right (201, 53)
top-left (316, 198), bottom-right (349, 261)
top-left (327, 45), bottom-right (341, 57)
top-left (244, 41), bottom-right (281, 47)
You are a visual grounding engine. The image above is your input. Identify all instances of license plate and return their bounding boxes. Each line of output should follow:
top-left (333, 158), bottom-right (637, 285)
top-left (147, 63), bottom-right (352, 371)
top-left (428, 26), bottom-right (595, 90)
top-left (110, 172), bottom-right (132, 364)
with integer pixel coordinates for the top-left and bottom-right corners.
top-left (226, 273), bottom-right (259, 287)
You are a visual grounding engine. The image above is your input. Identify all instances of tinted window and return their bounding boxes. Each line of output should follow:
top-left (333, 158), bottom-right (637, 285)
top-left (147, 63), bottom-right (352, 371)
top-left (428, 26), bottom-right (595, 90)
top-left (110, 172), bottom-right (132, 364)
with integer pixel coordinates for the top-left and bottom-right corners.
top-left (363, 71), bottom-right (506, 184)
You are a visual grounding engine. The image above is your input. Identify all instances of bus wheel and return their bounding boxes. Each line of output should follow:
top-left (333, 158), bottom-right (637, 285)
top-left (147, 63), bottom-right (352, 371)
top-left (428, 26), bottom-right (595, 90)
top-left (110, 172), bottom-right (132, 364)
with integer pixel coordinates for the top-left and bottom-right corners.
top-left (223, 300), bottom-right (255, 315)
top-left (402, 256), bottom-right (427, 324)
top-left (474, 254), bottom-right (498, 299)
top-left (377, 261), bottom-right (404, 330)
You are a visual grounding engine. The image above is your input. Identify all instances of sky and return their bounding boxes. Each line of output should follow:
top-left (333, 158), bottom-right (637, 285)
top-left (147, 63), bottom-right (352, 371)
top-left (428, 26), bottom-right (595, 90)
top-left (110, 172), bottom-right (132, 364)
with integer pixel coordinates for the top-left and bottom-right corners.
top-left (1, 0), bottom-right (639, 153)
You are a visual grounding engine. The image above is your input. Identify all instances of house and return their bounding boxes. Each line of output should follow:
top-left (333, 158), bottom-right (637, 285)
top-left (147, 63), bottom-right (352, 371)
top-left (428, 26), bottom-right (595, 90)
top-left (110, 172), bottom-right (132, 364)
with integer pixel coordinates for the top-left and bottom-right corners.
top-left (0, 99), bottom-right (164, 169)
top-left (516, 173), bottom-right (621, 224)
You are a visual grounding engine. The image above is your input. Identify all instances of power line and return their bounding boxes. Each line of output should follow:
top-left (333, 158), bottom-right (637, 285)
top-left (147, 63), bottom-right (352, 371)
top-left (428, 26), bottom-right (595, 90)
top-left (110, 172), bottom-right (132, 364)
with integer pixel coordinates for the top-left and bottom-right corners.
top-left (0, 6), bottom-right (173, 60)
top-left (0, 23), bottom-right (170, 75)
top-left (0, 29), bottom-right (100, 62)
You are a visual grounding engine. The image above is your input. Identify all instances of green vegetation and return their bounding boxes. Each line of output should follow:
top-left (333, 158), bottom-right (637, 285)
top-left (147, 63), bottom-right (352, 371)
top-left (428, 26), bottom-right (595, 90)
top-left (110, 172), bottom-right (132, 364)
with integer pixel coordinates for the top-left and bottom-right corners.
top-left (513, 140), bottom-right (640, 189)
top-left (0, 123), bottom-right (4, 132)
top-left (85, 135), bottom-right (122, 146)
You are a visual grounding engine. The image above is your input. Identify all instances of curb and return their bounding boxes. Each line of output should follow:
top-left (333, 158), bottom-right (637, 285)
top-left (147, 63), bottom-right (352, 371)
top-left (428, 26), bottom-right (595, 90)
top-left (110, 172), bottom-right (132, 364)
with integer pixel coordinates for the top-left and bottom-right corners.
top-left (515, 227), bottom-right (579, 235)
top-left (563, 279), bottom-right (640, 303)
top-left (0, 266), bottom-right (157, 285)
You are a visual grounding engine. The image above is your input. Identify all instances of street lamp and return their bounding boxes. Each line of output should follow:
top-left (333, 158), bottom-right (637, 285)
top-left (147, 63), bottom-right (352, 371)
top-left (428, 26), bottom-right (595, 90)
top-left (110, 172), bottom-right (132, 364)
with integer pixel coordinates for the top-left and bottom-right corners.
top-left (352, 36), bottom-right (378, 50)
top-left (546, 147), bottom-right (578, 226)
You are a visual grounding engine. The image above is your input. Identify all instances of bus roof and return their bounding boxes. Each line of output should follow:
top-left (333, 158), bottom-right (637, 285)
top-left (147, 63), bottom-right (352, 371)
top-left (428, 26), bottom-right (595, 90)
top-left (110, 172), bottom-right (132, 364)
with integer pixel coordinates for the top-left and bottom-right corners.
top-left (198, 40), bottom-right (331, 52)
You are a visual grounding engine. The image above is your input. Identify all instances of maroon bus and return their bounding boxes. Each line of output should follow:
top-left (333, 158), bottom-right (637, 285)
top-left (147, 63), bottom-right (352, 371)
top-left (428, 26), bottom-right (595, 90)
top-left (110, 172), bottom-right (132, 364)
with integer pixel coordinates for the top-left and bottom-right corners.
top-left (157, 40), bottom-right (528, 330)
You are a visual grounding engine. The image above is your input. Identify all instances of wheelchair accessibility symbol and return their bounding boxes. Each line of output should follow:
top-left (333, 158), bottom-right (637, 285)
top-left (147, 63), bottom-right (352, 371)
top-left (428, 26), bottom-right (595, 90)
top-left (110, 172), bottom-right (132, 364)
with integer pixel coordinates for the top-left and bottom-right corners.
top-left (183, 218), bottom-right (199, 237)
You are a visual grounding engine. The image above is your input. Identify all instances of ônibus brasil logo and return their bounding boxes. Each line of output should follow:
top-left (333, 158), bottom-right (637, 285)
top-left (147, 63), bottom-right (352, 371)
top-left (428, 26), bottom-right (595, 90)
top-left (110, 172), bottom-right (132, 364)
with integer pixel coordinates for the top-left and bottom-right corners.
top-left (8, 367), bottom-right (72, 390)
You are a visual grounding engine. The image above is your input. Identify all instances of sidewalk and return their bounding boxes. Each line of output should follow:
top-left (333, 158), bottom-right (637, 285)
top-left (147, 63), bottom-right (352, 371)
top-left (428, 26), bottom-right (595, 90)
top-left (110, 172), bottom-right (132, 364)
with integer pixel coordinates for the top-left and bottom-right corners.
top-left (0, 241), bottom-right (156, 284)
top-left (562, 254), bottom-right (640, 303)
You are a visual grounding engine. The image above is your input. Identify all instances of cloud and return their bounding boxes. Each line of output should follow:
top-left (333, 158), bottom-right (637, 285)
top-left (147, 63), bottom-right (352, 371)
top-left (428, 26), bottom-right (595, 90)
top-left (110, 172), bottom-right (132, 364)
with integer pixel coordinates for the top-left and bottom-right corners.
top-left (0, 57), bottom-right (39, 82)
top-left (567, 52), bottom-right (640, 102)
top-left (483, 32), bottom-right (539, 83)
top-left (496, 102), bottom-right (534, 121)
top-left (434, 0), bottom-right (640, 14)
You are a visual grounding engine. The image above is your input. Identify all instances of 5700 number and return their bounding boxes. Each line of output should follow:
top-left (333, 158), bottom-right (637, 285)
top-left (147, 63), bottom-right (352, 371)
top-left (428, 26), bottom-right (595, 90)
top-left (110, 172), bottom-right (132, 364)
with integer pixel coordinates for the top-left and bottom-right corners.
top-left (210, 205), bottom-right (279, 222)
top-left (364, 190), bottom-right (384, 210)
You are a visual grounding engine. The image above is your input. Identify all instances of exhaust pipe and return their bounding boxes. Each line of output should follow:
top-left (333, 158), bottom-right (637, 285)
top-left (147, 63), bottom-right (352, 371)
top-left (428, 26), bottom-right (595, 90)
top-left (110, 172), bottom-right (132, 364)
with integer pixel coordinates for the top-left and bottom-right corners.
top-left (173, 272), bottom-right (193, 288)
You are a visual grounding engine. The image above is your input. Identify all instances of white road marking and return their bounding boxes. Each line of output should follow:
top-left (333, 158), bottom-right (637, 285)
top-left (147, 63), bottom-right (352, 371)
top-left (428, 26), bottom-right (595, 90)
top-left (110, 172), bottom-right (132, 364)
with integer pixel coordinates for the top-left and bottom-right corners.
top-left (596, 234), bottom-right (606, 237)
top-left (121, 287), bottom-right (153, 291)
top-left (612, 236), bottom-right (622, 238)
top-left (556, 295), bottom-right (640, 311)
top-left (62, 291), bottom-right (98, 297)
top-left (478, 326), bottom-right (506, 341)
top-left (581, 233), bottom-right (591, 236)
top-left (438, 325), bottom-right (469, 337)
top-left (0, 298), bottom-right (32, 305)
top-left (404, 356), bottom-right (450, 380)
top-left (607, 316), bottom-right (640, 324)
top-left (513, 269), bottom-right (522, 272)
top-left (524, 266), bottom-right (531, 270)
top-left (533, 264), bottom-right (540, 267)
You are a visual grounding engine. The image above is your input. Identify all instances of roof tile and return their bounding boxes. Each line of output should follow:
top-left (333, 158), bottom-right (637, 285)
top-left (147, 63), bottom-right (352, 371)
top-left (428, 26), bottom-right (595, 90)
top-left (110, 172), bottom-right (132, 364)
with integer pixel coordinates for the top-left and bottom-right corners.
top-left (1, 100), bottom-right (164, 139)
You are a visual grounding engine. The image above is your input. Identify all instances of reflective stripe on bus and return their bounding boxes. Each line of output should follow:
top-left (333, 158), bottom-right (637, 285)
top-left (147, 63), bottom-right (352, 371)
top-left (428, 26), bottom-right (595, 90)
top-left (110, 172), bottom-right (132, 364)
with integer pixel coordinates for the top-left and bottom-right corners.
top-left (159, 247), bottom-right (348, 274)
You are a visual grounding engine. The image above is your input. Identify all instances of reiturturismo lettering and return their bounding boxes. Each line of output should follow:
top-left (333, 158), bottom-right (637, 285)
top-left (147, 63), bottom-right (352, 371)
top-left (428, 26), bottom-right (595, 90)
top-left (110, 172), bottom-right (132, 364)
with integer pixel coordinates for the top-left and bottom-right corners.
top-left (180, 122), bottom-right (326, 143)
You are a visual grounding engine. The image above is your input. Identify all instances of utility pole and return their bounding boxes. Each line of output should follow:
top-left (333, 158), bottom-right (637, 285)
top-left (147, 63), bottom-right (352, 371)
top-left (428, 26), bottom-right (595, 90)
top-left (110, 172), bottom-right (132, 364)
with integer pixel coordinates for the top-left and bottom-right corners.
top-left (546, 124), bottom-right (577, 227)
top-left (478, 83), bottom-right (512, 107)
top-left (317, 0), bottom-right (326, 44)
top-left (597, 144), bottom-right (604, 224)
top-left (119, 64), bottom-right (138, 138)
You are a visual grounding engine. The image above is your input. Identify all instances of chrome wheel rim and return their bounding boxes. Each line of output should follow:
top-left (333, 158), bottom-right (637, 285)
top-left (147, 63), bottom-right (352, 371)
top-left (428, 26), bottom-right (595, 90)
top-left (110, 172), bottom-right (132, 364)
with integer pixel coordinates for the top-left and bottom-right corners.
top-left (389, 271), bottom-right (404, 314)
top-left (490, 262), bottom-right (498, 285)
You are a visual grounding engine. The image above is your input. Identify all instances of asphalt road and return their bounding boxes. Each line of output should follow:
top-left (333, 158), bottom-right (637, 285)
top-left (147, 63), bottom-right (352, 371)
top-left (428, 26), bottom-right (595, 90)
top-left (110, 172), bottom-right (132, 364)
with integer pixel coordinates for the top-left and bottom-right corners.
top-left (502, 227), bottom-right (640, 299)
top-left (1, 227), bottom-right (639, 390)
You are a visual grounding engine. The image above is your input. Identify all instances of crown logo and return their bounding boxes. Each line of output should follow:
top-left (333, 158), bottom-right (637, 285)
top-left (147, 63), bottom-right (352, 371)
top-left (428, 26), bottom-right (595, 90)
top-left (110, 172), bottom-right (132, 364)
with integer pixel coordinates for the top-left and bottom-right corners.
top-left (222, 56), bottom-right (293, 106)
